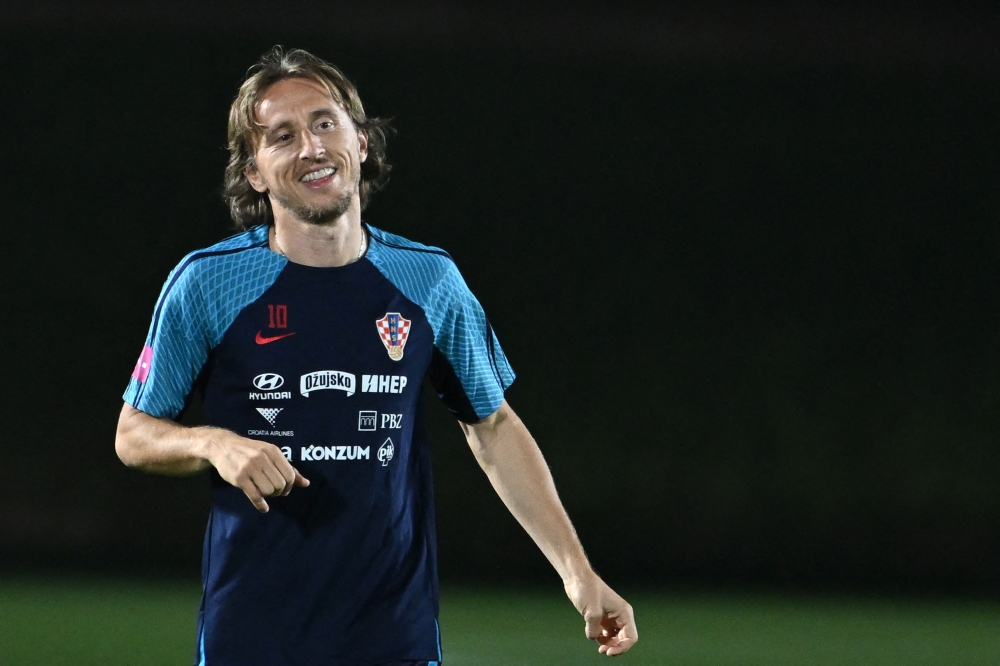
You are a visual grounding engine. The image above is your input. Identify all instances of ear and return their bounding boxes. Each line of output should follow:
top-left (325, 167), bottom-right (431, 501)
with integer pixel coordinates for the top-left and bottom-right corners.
top-left (244, 162), bottom-right (268, 193)
top-left (357, 130), bottom-right (368, 164)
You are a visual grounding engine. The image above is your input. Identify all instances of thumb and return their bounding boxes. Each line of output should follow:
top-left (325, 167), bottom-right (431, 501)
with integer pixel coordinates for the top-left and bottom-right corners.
top-left (584, 609), bottom-right (603, 640)
top-left (293, 468), bottom-right (311, 487)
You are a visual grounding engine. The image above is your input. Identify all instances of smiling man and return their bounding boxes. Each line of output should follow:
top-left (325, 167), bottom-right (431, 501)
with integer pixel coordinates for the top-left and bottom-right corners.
top-left (115, 46), bottom-right (636, 666)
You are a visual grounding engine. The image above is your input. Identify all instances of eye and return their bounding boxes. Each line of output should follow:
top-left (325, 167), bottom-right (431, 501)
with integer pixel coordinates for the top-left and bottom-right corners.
top-left (317, 120), bottom-right (335, 130)
top-left (277, 133), bottom-right (293, 142)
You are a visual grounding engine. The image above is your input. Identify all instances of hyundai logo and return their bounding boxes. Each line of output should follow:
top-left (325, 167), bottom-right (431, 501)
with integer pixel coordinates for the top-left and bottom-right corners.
top-left (253, 373), bottom-right (285, 391)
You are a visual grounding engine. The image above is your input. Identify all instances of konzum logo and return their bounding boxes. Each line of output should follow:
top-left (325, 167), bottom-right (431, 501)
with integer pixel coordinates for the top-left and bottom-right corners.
top-left (253, 373), bottom-right (284, 390)
top-left (301, 445), bottom-right (370, 461)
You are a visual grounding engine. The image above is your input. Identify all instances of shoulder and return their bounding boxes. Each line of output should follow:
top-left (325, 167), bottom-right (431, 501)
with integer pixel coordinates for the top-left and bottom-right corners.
top-left (366, 224), bottom-right (462, 287)
top-left (150, 226), bottom-right (285, 346)
top-left (366, 225), bottom-right (454, 265)
top-left (171, 224), bottom-right (272, 278)
top-left (163, 225), bottom-right (276, 296)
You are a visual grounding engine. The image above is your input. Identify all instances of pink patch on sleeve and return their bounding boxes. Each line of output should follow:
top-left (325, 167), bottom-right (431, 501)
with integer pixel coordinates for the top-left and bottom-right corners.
top-left (132, 345), bottom-right (154, 383)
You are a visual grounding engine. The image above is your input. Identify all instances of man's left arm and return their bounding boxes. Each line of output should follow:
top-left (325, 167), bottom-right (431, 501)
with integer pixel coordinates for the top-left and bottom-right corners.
top-left (460, 400), bottom-right (638, 656)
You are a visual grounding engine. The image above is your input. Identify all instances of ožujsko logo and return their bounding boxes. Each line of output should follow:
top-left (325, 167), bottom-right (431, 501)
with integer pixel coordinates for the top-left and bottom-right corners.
top-left (300, 370), bottom-right (356, 397)
top-left (376, 313), bottom-right (411, 361)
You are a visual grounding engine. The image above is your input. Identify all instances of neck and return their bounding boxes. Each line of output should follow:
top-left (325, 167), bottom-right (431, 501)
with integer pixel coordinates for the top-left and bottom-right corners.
top-left (269, 199), bottom-right (366, 267)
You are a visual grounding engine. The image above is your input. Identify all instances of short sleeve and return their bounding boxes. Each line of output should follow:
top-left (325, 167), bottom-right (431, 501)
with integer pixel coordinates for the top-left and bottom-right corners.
top-left (427, 262), bottom-right (515, 422)
top-left (363, 225), bottom-right (516, 423)
top-left (123, 263), bottom-right (212, 419)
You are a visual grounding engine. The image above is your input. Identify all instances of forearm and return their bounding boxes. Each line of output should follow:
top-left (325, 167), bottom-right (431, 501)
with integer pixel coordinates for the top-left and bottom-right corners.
top-left (115, 402), bottom-right (214, 475)
top-left (462, 403), bottom-right (591, 582)
top-left (464, 403), bottom-right (637, 655)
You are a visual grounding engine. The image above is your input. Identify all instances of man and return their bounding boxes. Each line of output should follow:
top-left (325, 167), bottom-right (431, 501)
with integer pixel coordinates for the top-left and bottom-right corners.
top-left (116, 46), bottom-right (636, 665)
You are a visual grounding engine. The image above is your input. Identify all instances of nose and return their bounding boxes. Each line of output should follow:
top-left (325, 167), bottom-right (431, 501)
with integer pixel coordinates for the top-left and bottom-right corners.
top-left (299, 130), bottom-right (326, 160)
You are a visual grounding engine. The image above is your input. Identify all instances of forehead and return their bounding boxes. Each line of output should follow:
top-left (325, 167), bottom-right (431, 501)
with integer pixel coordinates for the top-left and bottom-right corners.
top-left (255, 77), bottom-right (346, 125)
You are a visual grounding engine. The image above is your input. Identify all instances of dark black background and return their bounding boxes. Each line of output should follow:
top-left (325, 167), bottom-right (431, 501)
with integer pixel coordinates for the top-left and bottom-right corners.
top-left (1, 1), bottom-right (998, 593)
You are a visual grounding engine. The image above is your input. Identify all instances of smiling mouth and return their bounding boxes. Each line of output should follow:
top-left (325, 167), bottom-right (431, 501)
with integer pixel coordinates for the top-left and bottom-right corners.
top-left (301, 167), bottom-right (336, 182)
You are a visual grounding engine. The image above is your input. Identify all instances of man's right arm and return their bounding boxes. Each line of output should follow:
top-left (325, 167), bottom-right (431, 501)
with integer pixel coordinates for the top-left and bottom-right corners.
top-left (115, 403), bottom-right (309, 512)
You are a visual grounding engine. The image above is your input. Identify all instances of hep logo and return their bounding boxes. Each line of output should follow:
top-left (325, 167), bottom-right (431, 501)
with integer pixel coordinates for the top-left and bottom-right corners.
top-left (378, 438), bottom-right (395, 467)
top-left (253, 373), bottom-right (285, 391)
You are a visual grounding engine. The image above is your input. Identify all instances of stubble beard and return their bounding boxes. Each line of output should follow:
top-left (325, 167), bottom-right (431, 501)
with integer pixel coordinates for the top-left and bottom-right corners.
top-left (271, 187), bottom-right (354, 226)
top-left (272, 167), bottom-right (360, 226)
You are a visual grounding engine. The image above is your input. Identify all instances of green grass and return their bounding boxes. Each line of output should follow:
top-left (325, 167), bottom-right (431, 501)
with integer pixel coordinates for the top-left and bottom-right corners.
top-left (0, 579), bottom-right (199, 666)
top-left (0, 579), bottom-right (998, 665)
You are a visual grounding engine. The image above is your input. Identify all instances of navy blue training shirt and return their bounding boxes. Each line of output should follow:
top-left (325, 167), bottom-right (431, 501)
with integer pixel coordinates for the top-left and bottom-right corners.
top-left (123, 223), bottom-right (515, 666)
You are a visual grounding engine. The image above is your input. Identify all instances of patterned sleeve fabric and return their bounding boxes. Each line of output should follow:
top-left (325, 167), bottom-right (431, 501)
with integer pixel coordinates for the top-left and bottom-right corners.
top-left (366, 226), bottom-right (516, 422)
top-left (122, 226), bottom-right (282, 419)
top-left (123, 254), bottom-right (214, 419)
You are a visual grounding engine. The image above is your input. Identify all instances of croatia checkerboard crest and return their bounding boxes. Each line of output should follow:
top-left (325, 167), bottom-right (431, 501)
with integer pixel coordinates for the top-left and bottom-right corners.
top-left (376, 313), bottom-right (411, 361)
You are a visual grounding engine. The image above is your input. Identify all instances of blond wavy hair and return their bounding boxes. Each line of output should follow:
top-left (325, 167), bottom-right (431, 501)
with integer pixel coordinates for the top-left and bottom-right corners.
top-left (224, 46), bottom-right (392, 229)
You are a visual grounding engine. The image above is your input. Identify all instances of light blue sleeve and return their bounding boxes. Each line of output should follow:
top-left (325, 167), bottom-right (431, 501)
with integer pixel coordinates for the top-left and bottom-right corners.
top-left (366, 228), bottom-right (515, 420)
top-left (123, 233), bottom-right (285, 419)
top-left (430, 260), bottom-right (516, 418)
top-left (123, 258), bottom-right (214, 419)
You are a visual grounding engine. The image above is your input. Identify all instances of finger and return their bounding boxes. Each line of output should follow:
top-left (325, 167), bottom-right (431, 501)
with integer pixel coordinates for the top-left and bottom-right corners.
top-left (254, 447), bottom-right (294, 495)
top-left (259, 462), bottom-right (290, 497)
top-left (250, 468), bottom-right (278, 497)
top-left (583, 610), bottom-right (603, 641)
top-left (603, 635), bottom-right (637, 656)
top-left (595, 625), bottom-right (618, 648)
top-left (599, 635), bottom-right (635, 656)
top-left (266, 449), bottom-right (297, 495)
top-left (242, 484), bottom-right (270, 513)
top-left (293, 468), bottom-right (311, 487)
top-left (597, 635), bottom-right (623, 655)
top-left (602, 618), bottom-right (638, 656)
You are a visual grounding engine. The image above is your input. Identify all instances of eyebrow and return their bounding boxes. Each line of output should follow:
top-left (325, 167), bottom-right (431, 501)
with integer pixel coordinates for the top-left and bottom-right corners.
top-left (264, 108), bottom-right (339, 142)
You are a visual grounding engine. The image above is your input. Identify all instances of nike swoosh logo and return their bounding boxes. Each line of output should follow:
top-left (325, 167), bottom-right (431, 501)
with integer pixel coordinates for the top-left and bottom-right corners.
top-left (256, 331), bottom-right (297, 345)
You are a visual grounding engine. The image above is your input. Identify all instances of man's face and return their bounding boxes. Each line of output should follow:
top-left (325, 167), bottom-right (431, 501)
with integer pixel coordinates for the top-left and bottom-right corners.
top-left (245, 77), bottom-right (368, 224)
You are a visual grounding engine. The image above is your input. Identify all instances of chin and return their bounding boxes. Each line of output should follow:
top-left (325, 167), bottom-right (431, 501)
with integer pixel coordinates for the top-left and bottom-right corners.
top-left (294, 193), bottom-right (355, 225)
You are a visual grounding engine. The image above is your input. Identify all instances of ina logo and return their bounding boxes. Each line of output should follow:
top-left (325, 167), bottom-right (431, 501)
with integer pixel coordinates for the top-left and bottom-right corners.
top-left (375, 313), bottom-right (411, 361)
top-left (378, 438), bottom-right (395, 466)
top-left (256, 407), bottom-right (282, 426)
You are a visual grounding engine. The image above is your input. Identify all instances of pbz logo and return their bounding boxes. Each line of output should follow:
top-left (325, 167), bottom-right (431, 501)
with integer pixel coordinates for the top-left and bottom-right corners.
top-left (357, 411), bottom-right (402, 431)
top-left (358, 411), bottom-right (377, 431)
top-left (378, 438), bottom-right (395, 467)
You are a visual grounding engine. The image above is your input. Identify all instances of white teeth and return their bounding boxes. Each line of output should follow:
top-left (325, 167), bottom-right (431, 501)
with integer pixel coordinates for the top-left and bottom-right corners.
top-left (301, 167), bottom-right (335, 182)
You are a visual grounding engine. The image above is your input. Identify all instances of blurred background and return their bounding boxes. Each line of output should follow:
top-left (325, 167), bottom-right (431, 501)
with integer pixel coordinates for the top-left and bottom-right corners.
top-left (1, 1), bottom-right (999, 663)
